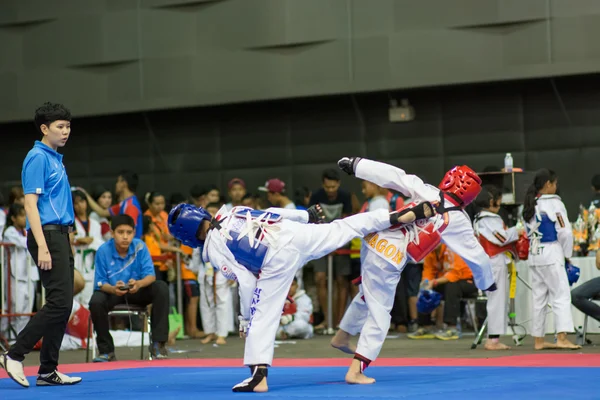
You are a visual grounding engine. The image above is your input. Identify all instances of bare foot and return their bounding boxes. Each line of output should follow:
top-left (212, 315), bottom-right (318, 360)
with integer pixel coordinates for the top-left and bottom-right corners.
top-left (167, 327), bottom-right (181, 346)
top-left (186, 330), bottom-right (206, 339)
top-left (535, 341), bottom-right (559, 350)
top-left (484, 341), bottom-right (511, 351)
top-left (556, 339), bottom-right (581, 350)
top-left (215, 337), bottom-right (227, 345)
top-left (331, 330), bottom-right (356, 355)
top-left (345, 370), bottom-right (376, 385)
top-left (201, 334), bottom-right (216, 344)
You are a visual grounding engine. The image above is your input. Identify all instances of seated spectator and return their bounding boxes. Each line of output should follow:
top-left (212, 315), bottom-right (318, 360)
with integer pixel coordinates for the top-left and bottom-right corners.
top-left (408, 244), bottom-right (477, 340)
top-left (276, 277), bottom-right (314, 340)
top-left (89, 215), bottom-right (169, 362)
top-left (258, 179), bottom-right (296, 209)
top-left (571, 251), bottom-right (600, 325)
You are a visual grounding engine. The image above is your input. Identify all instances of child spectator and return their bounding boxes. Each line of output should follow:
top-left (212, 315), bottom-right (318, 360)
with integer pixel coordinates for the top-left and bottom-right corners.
top-left (276, 277), bottom-right (314, 340)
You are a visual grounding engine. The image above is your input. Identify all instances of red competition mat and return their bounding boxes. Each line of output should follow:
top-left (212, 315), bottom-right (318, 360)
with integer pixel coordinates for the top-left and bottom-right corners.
top-left (2, 354), bottom-right (598, 378)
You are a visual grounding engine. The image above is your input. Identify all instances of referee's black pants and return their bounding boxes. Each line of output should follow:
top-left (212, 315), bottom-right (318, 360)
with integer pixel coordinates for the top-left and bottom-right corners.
top-left (8, 229), bottom-right (74, 375)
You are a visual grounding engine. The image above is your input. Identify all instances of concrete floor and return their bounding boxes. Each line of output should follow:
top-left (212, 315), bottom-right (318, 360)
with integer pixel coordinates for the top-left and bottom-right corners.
top-left (22, 333), bottom-right (599, 367)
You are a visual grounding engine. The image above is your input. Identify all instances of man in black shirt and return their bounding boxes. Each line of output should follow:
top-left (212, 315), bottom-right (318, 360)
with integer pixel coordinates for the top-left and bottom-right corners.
top-left (309, 168), bottom-right (353, 330)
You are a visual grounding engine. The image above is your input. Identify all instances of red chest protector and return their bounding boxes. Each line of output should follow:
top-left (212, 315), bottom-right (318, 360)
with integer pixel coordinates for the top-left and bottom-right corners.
top-left (389, 201), bottom-right (450, 263)
top-left (477, 232), bottom-right (529, 261)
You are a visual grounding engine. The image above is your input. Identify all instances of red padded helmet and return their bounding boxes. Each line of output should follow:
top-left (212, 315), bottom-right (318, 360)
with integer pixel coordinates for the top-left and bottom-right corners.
top-left (438, 165), bottom-right (482, 206)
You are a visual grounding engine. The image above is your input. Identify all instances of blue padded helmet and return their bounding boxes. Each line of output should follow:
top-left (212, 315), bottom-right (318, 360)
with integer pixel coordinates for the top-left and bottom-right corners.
top-left (168, 203), bottom-right (212, 248)
top-left (565, 261), bottom-right (580, 286)
top-left (417, 289), bottom-right (442, 314)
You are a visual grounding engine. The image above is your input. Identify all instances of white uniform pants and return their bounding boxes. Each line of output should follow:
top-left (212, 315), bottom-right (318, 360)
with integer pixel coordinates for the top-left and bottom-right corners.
top-left (487, 256), bottom-right (508, 336)
top-left (530, 260), bottom-right (574, 337)
top-left (200, 278), bottom-right (232, 338)
top-left (244, 209), bottom-right (391, 366)
top-left (353, 250), bottom-right (402, 362)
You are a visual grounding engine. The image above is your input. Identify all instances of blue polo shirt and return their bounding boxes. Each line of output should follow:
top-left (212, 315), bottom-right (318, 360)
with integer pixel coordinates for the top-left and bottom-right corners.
top-left (93, 238), bottom-right (155, 289)
top-left (22, 141), bottom-right (74, 228)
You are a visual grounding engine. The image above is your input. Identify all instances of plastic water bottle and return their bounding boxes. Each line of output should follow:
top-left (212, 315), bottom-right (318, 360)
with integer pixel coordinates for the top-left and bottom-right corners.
top-left (504, 153), bottom-right (513, 172)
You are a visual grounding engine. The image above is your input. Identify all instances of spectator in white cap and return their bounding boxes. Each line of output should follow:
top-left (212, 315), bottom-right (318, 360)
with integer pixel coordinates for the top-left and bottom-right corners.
top-left (258, 179), bottom-right (296, 210)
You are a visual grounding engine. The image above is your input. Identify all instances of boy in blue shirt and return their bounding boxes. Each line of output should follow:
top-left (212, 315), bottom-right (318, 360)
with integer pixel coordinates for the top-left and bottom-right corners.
top-left (89, 215), bottom-right (169, 361)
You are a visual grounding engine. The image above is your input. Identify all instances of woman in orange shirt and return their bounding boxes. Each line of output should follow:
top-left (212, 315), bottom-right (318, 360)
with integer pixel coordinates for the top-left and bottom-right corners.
top-left (144, 192), bottom-right (182, 281)
top-left (408, 244), bottom-right (478, 340)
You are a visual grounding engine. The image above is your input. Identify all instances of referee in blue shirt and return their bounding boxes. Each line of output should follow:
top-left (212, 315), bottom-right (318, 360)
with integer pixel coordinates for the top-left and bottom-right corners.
top-left (1, 103), bottom-right (82, 388)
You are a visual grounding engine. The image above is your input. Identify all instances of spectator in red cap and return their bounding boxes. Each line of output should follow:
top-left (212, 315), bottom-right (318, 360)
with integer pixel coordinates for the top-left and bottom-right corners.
top-left (225, 178), bottom-right (246, 211)
top-left (258, 179), bottom-right (296, 210)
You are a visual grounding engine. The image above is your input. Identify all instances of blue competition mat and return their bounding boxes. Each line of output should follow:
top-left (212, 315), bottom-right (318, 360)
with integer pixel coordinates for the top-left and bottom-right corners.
top-left (1, 366), bottom-right (598, 399)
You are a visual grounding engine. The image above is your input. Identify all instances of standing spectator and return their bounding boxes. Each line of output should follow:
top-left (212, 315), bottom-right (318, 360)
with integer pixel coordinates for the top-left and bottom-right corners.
top-left (309, 168), bottom-right (353, 330)
top-left (143, 192), bottom-right (183, 281)
top-left (90, 215), bottom-right (169, 361)
top-left (225, 178), bottom-right (246, 211)
top-left (241, 193), bottom-right (258, 209)
top-left (81, 171), bottom-right (143, 239)
top-left (2, 203), bottom-right (38, 336)
top-left (169, 192), bottom-right (186, 210)
top-left (1, 102), bottom-right (81, 387)
top-left (258, 179), bottom-right (296, 209)
top-left (199, 202), bottom-right (233, 345)
top-left (294, 186), bottom-right (311, 211)
top-left (89, 186), bottom-right (112, 242)
top-left (0, 192), bottom-right (6, 235)
top-left (206, 185), bottom-right (220, 205)
top-left (72, 190), bottom-right (104, 307)
top-left (522, 169), bottom-right (580, 350)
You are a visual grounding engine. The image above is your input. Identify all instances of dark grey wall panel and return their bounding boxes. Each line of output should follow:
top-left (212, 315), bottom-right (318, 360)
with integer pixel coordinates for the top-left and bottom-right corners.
top-left (5, 0), bottom-right (600, 122)
top-left (2, 74), bottom-right (599, 216)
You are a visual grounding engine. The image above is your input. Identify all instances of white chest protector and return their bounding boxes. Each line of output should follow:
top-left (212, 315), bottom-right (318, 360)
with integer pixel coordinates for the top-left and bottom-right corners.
top-left (212, 206), bottom-right (283, 274)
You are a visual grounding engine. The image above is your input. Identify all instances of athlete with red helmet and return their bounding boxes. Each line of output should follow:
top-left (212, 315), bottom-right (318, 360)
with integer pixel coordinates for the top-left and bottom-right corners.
top-left (332, 157), bottom-right (496, 385)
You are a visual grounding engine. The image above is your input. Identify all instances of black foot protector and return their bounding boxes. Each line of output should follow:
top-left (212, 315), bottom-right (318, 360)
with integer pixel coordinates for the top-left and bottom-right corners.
top-left (232, 365), bottom-right (268, 392)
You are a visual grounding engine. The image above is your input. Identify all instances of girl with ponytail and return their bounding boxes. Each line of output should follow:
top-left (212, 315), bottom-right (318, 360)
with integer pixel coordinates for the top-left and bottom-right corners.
top-left (522, 169), bottom-right (580, 350)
